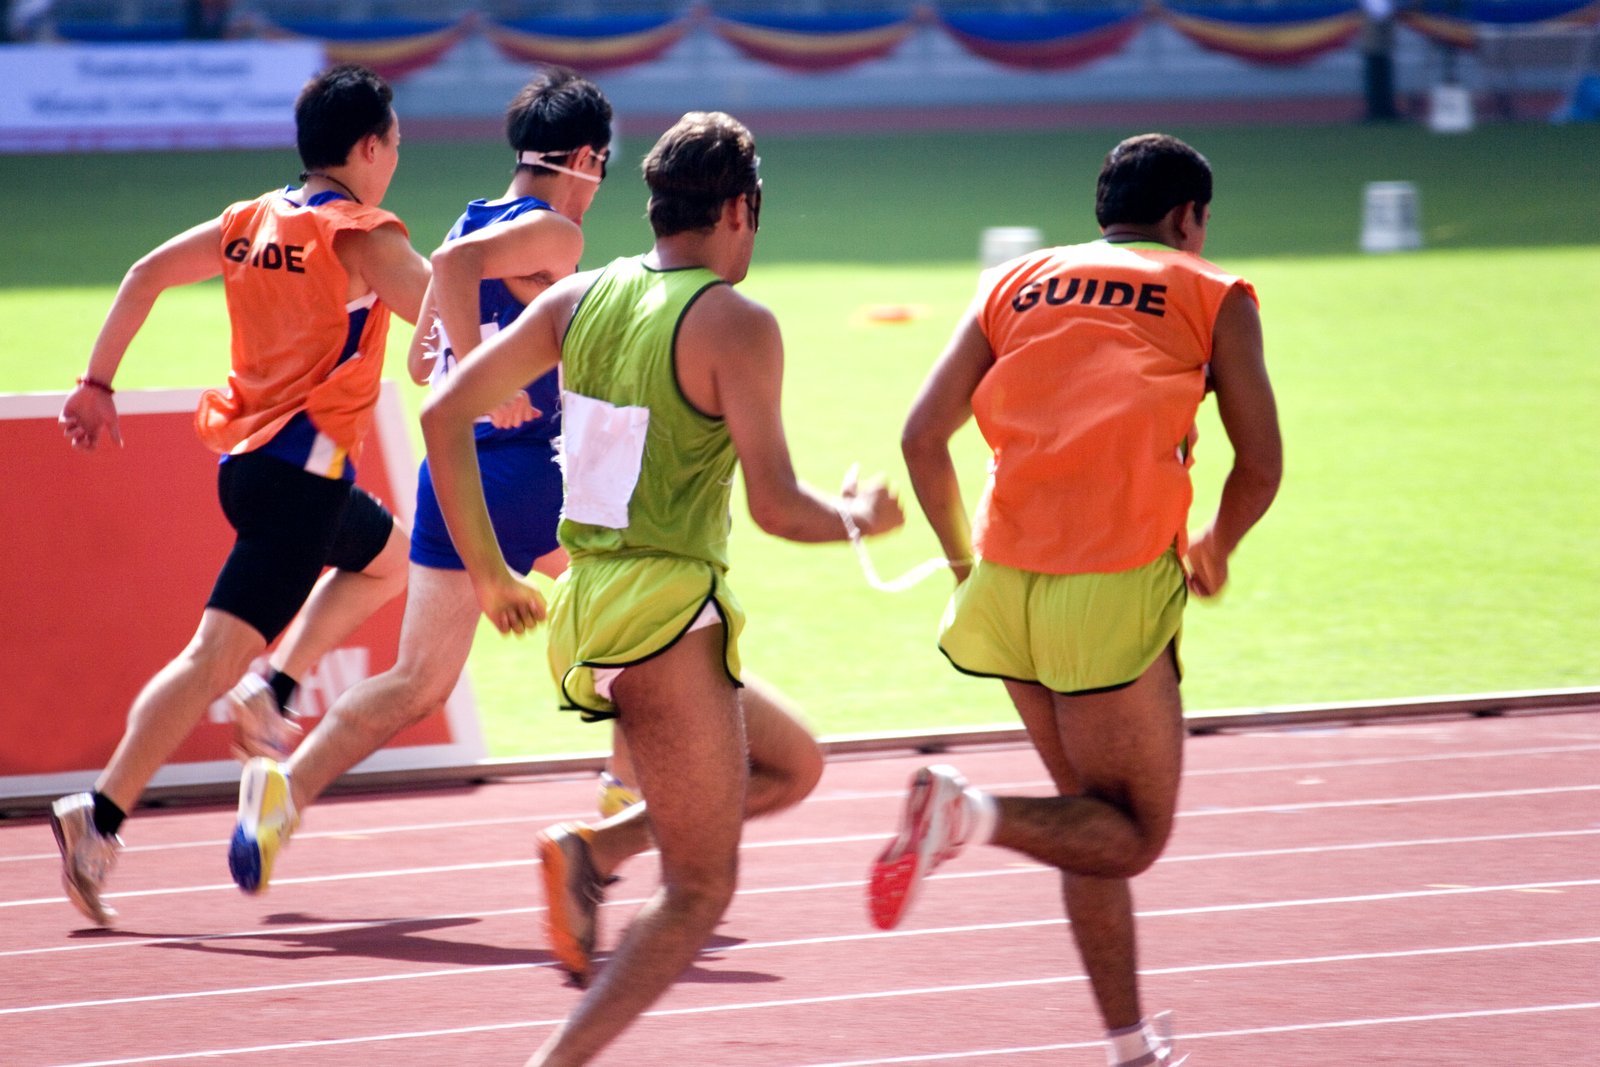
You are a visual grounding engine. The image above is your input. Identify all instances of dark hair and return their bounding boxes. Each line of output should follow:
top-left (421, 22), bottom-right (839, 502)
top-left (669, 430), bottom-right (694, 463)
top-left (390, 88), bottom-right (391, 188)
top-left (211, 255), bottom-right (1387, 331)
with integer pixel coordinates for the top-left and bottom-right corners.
top-left (507, 66), bottom-right (613, 175)
top-left (294, 65), bottom-right (394, 172)
top-left (1095, 133), bottom-right (1213, 228)
top-left (642, 111), bottom-right (760, 238)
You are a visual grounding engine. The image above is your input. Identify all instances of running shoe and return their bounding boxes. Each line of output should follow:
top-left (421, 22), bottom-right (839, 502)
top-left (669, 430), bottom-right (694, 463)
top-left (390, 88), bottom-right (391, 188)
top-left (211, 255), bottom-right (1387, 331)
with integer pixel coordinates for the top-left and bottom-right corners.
top-left (867, 764), bottom-right (972, 930)
top-left (229, 758), bottom-right (298, 894)
top-left (1114, 1012), bottom-right (1189, 1067)
top-left (537, 822), bottom-right (606, 984)
top-left (228, 672), bottom-right (302, 762)
top-left (50, 793), bottom-right (122, 926)
top-left (596, 771), bottom-right (642, 818)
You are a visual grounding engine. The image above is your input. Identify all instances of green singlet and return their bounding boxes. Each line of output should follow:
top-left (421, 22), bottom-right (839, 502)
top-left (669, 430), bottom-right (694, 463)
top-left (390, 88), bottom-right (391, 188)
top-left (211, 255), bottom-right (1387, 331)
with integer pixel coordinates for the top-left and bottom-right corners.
top-left (558, 255), bottom-right (735, 568)
top-left (546, 256), bottom-right (746, 718)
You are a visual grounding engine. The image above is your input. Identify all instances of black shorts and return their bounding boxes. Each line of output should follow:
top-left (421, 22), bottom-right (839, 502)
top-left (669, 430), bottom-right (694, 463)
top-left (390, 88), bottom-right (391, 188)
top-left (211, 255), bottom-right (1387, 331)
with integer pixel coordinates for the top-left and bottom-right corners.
top-left (207, 451), bottom-right (395, 642)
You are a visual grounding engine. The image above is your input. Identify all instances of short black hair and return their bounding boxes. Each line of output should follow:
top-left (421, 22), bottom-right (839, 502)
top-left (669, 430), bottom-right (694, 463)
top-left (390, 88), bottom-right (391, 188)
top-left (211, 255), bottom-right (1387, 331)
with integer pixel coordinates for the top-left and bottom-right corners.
top-left (642, 111), bottom-right (760, 238)
top-left (1095, 133), bottom-right (1213, 228)
top-left (294, 65), bottom-right (394, 172)
top-left (507, 66), bottom-right (613, 175)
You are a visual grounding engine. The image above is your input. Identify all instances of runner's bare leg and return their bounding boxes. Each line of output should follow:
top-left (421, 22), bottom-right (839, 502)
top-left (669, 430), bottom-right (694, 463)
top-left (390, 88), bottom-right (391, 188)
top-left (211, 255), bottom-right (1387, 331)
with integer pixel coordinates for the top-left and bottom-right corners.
top-left (587, 671), bottom-right (821, 876)
top-left (96, 610), bottom-right (265, 811)
top-left (286, 564), bottom-right (480, 808)
top-left (526, 625), bottom-right (747, 1066)
top-left (995, 649), bottom-right (1185, 1030)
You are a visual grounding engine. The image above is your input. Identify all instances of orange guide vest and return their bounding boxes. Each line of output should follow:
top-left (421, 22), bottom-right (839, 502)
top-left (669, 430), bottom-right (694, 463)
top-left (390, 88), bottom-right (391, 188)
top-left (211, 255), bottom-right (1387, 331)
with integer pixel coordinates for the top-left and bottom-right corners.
top-left (972, 240), bottom-right (1256, 575)
top-left (195, 191), bottom-right (406, 464)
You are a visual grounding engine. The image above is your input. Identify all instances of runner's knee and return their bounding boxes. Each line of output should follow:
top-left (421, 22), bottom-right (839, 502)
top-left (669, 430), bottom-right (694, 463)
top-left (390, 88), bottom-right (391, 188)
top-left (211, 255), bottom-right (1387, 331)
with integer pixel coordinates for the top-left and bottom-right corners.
top-left (174, 624), bottom-right (263, 698)
top-left (660, 867), bottom-right (737, 922)
top-left (756, 736), bottom-right (823, 812)
top-left (1118, 813), bottom-right (1175, 876)
top-left (360, 523), bottom-right (411, 584)
top-left (383, 663), bottom-right (458, 725)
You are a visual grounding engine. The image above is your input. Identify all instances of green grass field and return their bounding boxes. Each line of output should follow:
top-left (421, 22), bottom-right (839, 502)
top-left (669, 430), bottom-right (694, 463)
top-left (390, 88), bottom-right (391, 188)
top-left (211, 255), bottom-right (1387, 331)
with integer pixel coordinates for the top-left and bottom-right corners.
top-left (3, 122), bottom-right (1598, 757)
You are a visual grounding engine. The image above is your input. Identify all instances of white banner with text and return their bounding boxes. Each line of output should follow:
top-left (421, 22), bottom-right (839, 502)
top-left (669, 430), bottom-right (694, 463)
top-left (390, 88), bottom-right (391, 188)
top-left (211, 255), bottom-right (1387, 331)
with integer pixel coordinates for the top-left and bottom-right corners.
top-left (0, 40), bottom-right (326, 152)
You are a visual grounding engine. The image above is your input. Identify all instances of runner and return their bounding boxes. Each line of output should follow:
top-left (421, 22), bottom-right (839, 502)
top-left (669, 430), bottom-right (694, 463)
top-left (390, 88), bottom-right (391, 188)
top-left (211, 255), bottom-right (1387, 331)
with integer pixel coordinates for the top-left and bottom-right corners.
top-left (873, 132), bottom-right (1283, 1067)
top-left (51, 64), bottom-right (428, 927)
top-left (420, 110), bottom-right (903, 1064)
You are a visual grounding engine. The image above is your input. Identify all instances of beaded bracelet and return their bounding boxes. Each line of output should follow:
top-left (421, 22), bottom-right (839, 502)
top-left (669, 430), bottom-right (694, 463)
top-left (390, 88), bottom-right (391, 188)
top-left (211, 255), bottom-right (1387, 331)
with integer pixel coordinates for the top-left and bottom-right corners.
top-left (75, 375), bottom-right (115, 395)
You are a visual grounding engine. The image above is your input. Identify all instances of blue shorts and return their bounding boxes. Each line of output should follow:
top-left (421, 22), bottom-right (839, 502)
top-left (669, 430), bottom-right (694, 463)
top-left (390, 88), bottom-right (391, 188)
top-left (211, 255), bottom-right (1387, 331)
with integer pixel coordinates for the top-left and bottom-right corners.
top-left (410, 437), bottom-right (563, 574)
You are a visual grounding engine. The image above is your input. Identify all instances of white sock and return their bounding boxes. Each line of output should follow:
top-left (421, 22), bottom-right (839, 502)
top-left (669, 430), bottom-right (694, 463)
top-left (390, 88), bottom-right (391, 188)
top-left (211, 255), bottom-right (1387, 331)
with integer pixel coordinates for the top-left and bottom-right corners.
top-left (961, 786), bottom-right (999, 846)
top-left (1105, 1020), bottom-right (1159, 1065)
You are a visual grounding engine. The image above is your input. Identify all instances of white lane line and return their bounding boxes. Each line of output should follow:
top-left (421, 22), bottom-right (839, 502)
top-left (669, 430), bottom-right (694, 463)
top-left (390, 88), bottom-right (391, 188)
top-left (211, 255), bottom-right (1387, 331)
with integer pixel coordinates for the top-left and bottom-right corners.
top-left (7, 739), bottom-right (1600, 865)
top-left (38, 1015), bottom-right (555, 1067)
top-left (30, 977), bottom-right (1600, 1066)
top-left (788, 1001), bottom-right (1600, 1067)
top-left (1161, 825), bottom-right (1600, 864)
top-left (6, 887), bottom-right (1599, 1018)
top-left (8, 857), bottom-right (1600, 965)
top-left (1, 959), bottom-right (547, 1016)
top-left (842, 738), bottom-right (1600, 796)
top-left (6, 772), bottom-right (1597, 880)
top-left (1185, 740), bottom-right (1600, 777)
top-left (0, 908), bottom-right (538, 959)
top-left (5, 823), bottom-right (1600, 931)
top-left (0, 814), bottom-right (582, 864)
top-left (0, 858), bottom-right (534, 909)
top-left (1177, 781), bottom-right (1600, 816)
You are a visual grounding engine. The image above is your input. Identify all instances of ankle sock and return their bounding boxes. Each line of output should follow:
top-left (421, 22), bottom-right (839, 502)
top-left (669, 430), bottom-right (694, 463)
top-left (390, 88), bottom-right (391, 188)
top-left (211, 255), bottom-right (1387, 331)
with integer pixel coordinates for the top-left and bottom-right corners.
top-left (90, 792), bottom-right (127, 838)
top-left (963, 786), bottom-right (999, 846)
top-left (1105, 1019), bottom-right (1159, 1065)
top-left (268, 670), bottom-right (298, 714)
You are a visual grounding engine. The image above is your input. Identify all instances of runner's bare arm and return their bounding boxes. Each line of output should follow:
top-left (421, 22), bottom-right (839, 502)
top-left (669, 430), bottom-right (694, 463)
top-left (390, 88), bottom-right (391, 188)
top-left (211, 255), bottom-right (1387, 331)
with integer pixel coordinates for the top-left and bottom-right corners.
top-left (902, 299), bottom-right (993, 582)
top-left (63, 218), bottom-right (227, 451)
top-left (340, 222), bottom-right (430, 325)
top-left (700, 291), bottom-right (903, 543)
top-left (405, 278), bottom-right (441, 385)
top-left (432, 211), bottom-right (583, 363)
top-left (1187, 284), bottom-right (1282, 597)
top-left (418, 274), bottom-right (585, 632)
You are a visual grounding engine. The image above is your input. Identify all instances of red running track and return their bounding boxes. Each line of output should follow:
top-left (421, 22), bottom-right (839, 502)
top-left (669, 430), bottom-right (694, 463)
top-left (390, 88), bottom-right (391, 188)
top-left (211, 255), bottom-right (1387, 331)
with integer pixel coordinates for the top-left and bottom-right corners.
top-left (3, 710), bottom-right (1599, 1066)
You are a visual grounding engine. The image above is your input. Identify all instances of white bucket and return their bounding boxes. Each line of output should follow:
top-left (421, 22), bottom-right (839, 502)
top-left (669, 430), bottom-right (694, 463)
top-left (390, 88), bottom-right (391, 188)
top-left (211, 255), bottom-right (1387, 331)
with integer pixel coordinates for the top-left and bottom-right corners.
top-left (1360, 181), bottom-right (1422, 253)
top-left (1428, 84), bottom-right (1476, 133)
top-left (980, 226), bottom-right (1044, 268)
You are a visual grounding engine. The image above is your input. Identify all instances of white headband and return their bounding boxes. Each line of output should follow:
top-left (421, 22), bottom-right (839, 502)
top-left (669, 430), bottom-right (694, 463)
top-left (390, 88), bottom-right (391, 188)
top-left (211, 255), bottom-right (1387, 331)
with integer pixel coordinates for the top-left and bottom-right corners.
top-left (517, 149), bottom-right (601, 184)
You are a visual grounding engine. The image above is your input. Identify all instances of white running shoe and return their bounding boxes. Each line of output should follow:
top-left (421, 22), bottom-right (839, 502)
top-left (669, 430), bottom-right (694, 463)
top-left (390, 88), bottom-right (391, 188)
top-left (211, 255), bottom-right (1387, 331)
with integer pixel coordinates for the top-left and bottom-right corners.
top-left (50, 793), bottom-right (122, 927)
top-left (229, 758), bottom-right (298, 894)
top-left (1112, 1012), bottom-right (1189, 1067)
top-left (867, 764), bottom-right (972, 930)
top-left (227, 673), bottom-right (302, 762)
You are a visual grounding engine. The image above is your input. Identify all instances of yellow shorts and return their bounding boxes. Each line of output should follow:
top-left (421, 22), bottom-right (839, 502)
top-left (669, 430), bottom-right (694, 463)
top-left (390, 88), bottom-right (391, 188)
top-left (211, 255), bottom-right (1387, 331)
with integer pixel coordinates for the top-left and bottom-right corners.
top-left (546, 551), bottom-right (744, 721)
top-left (938, 550), bottom-right (1186, 695)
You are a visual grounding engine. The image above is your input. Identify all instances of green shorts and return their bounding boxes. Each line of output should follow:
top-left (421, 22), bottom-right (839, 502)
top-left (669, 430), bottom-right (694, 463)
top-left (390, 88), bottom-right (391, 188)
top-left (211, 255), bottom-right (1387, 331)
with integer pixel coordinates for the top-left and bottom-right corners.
top-left (547, 551), bottom-right (745, 721)
top-left (938, 550), bottom-right (1186, 695)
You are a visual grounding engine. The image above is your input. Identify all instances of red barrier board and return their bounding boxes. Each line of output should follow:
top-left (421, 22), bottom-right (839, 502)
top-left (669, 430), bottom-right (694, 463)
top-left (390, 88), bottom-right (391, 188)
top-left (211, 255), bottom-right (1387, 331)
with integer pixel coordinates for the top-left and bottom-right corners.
top-left (0, 385), bottom-right (484, 800)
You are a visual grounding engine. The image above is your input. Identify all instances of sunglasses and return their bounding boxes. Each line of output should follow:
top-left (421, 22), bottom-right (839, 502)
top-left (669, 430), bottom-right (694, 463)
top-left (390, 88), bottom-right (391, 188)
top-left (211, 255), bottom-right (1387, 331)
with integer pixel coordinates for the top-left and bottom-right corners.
top-left (516, 146), bottom-right (609, 184)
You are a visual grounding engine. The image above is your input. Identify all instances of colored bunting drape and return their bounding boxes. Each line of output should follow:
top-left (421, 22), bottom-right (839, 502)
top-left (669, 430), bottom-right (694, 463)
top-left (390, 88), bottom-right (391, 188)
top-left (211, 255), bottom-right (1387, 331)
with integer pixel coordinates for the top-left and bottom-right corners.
top-left (1161, 2), bottom-right (1364, 65)
top-left (1402, 0), bottom-right (1600, 47)
top-left (939, 9), bottom-right (1147, 70)
top-left (484, 14), bottom-right (691, 73)
top-left (255, 17), bottom-right (470, 80)
top-left (54, 3), bottom-right (1600, 80)
top-left (708, 11), bottom-right (918, 71)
